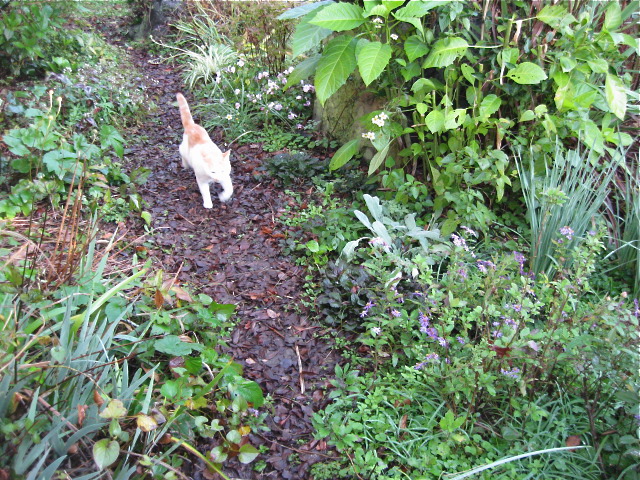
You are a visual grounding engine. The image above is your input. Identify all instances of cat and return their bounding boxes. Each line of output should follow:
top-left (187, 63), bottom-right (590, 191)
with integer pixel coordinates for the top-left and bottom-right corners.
top-left (176, 92), bottom-right (233, 208)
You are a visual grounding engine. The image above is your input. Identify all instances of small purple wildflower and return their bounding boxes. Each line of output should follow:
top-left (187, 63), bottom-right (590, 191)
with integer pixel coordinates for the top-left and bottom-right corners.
top-left (438, 337), bottom-right (449, 348)
top-left (414, 352), bottom-right (440, 370)
top-left (501, 367), bottom-right (521, 379)
top-left (371, 326), bottom-right (381, 336)
top-left (391, 309), bottom-right (401, 318)
top-left (425, 327), bottom-right (438, 339)
top-left (504, 317), bottom-right (517, 329)
top-left (461, 225), bottom-right (478, 237)
top-left (457, 267), bottom-right (468, 279)
top-left (418, 312), bottom-right (430, 332)
top-left (560, 226), bottom-right (574, 240)
top-left (451, 234), bottom-right (469, 251)
top-left (513, 251), bottom-right (526, 275)
top-left (457, 336), bottom-right (466, 345)
top-left (360, 300), bottom-right (375, 318)
top-left (634, 299), bottom-right (639, 317)
top-left (492, 330), bottom-right (503, 338)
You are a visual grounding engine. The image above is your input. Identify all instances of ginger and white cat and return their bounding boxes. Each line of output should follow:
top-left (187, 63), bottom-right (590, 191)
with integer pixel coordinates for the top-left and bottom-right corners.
top-left (176, 93), bottom-right (233, 208)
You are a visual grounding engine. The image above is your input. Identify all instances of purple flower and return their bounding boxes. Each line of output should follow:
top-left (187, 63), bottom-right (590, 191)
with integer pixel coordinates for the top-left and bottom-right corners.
top-left (451, 234), bottom-right (468, 251)
top-left (560, 226), bottom-right (574, 240)
top-left (457, 267), bottom-right (468, 279)
top-left (360, 300), bottom-right (375, 318)
top-left (501, 367), bottom-right (521, 379)
top-left (438, 337), bottom-right (449, 348)
top-left (513, 251), bottom-right (526, 275)
top-left (456, 336), bottom-right (466, 345)
top-left (390, 309), bottom-right (401, 318)
top-left (461, 225), bottom-right (478, 237)
top-left (371, 326), bottom-right (381, 336)
top-left (425, 327), bottom-right (438, 339)
top-left (492, 330), bottom-right (503, 338)
top-left (418, 312), bottom-right (430, 332)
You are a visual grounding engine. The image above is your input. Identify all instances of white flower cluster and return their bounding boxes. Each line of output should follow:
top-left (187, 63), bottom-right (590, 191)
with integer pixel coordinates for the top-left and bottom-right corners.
top-left (362, 131), bottom-right (376, 140)
top-left (372, 111), bottom-right (388, 127)
top-left (372, 17), bottom-right (383, 28)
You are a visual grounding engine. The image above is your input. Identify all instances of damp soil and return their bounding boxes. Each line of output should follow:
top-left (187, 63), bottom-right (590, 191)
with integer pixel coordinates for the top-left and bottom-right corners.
top-left (95, 15), bottom-right (343, 480)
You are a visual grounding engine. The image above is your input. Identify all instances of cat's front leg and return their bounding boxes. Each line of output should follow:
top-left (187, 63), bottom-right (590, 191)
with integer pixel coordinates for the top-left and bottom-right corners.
top-left (217, 175), bottom-right (234, 202)
top-left (197, 180), bottom-right (214, 209)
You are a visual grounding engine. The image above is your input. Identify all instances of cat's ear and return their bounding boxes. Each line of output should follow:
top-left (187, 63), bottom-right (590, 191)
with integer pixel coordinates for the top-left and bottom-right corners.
top-left (222, 150), bottom-right (231, 158)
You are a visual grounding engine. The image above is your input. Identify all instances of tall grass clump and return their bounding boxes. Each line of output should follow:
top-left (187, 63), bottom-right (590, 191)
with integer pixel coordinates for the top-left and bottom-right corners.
top-left (517, 146), bottom-right (619, 278)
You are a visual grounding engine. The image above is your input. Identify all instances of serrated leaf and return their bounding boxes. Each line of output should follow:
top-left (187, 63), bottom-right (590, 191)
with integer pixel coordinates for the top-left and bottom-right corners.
top-left (292, 16), bottom-right (332, 57)
top-left (478, 94), bottom-right (501, 120)
top-left (506, 62), bottom-right (547, 85)
top-left (423, 37), bottom-right (468, 69)
top-left (93, 439), bottom-right (119, 470)
top-left (605, 73), bottom-right (626, 120)
top-left (357, 41), bottom-right (392, 85)
top-left (404, 35), bottom-right (428, 62)
top-left (309, 2), bottom-right (365, 31)
top-left (99, 399), bottom-right (127, 419)
top-left (315, 35), bottom-right (357, 105)
top-left (238, 444), bottom-right (259, 464)
top-left (284, 55), bottom-right (320, 90)
top-left (330, 138), bottom-right (360, 170)
top-left (277, 0), bottom-right (333, 20)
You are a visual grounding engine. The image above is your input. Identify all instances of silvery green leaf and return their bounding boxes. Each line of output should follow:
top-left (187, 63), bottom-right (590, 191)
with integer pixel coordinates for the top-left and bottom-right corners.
top-left (354, 210), bottom-right (372, 230)
top-left (371, 220), bottom-right (393, 245)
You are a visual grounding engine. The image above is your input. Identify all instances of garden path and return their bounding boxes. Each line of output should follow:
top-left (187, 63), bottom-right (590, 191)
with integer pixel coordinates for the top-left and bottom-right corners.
top-left (98, 18), bottom-right (340, 480)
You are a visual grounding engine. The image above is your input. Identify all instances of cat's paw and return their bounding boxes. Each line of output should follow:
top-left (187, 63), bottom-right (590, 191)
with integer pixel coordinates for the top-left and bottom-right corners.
top-left (203, 201), bottom-right (213, 209)
top-left (218, 191), bottom-right (233, 202)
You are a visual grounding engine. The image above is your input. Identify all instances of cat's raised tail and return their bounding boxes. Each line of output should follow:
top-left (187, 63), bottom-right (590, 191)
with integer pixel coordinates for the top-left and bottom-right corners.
top-left (176, 93), bottom-right (194, 129)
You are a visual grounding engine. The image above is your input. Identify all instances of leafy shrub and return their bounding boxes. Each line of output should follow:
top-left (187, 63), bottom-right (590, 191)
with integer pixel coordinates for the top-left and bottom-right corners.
top-left (311, 197), bottom-right (639, 478)
top-left (280, 0), bottom-right (638, 231)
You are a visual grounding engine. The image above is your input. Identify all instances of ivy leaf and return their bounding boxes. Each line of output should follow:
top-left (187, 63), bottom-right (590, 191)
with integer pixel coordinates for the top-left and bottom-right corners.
top-left (605, 73), bottom-right (627, 120)
top-left (93, 439), bottom-right (120, 470)
top-left (238, 444), bottom-right (259, 464)
top-left (423, 37), bottom-right (468, 69)
top-left (506, 62), bottom-right (547, 85)
top-left (315, 35), bottom-right (357, 105)
top-left (404, 35), bottom-right (429, 62)
top-left (357, 41), bottom-right (392, 86)
top-left (309, 2), bottom-right (365, 31)
top-left (330, 138), bottom-right (360, 170)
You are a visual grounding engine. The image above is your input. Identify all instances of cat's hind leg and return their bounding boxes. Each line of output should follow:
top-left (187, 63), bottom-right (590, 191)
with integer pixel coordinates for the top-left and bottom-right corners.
top-left (196, 179), bottom-right (214, 209)
top-left (217, 174), bottom-right (234, 202)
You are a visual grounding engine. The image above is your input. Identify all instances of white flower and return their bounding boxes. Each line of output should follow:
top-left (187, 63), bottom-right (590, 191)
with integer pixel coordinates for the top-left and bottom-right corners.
top-left (234, 88), bottom-right (241, 95)
top-left (362, 131), bottom-right (376, 141)
top-left (372, 17), bottom-right (383, 24)
top-left (390, 33), bottom-right (398, 40)
top-left (274, 103), bottom-right (283, 111)
top-left (237, 59), bottom-right (245, 67)
top-left (288, 111), bottom-right (297, 119)
top-left (225, 114), bottom-right (233, 120)
top-left (227, 66), bottom-right (236, 73)
top-left (303, 84), bottom-right (314, 93)
top-left (235, 102), bottom-right (240, 109)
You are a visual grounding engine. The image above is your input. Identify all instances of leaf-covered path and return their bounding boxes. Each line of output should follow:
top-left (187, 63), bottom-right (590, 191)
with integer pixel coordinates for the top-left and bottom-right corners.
top-left (101, 19), bottom-right (341, 480)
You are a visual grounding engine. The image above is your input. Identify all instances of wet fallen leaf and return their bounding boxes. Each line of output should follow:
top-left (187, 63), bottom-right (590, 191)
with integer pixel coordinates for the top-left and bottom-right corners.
top-left (566, 435), bottom-right (581, 451)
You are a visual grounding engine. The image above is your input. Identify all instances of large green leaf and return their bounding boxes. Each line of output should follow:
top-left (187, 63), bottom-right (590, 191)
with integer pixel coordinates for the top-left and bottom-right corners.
top-left (330, 138), bottom-right (361, 170)
top-left (292, 16), bottom-right (333, 57)
top-left (506, 62), bottom-right (547, 85)
top-left (393, 1), bottom-right (450, 32)
top-left (309, 2), bottom-right (365, 31)
top-left (536, 4), bottom-right (576, 31)
top-left (604, 1), bottom-right (622, 31)
top-left (277, 0), bottom-right (333, 20)
top-left (478, 94), bottom-right (501, 121)
top-left (315, 35), bottom-right (357, 105)
top-left (425, 109), bottom-right (445, 133)
top-left (357, 41), bottom-right (392, 85)
top-left (423, 37), bottom-right (468, 69)
top-left (284, 54), bottom-right (321, 90)
top-left (605, 73), bottom-right (627, 120)
top-left (405, 35), bottom-right (429, 62)
top-left (368, 141), bottom-right (391, 176)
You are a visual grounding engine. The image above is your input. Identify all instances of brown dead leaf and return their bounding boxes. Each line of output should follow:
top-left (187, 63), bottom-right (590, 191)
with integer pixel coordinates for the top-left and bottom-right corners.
top-left (266, 309), bottom-right (279, 319)
top-left (93, 389), bottom-right (104, 407)
top-left (245, 358), bottom-right (256, 365)
top-left (172, 286), bottom-right (193, 302)
top-left (566, 435), bottom-right (581, 451)
top-left (136, 413), bottom-right (159, 432)
top-left (77, 404), bottom-right (88, 427)
top-left (154, 289), bottom-right (164, 309)
top-left (399, 414), bottom-right (408, 429)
